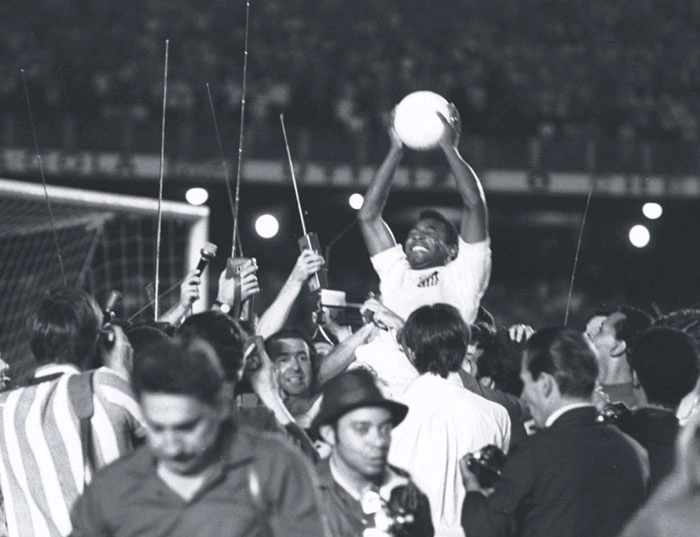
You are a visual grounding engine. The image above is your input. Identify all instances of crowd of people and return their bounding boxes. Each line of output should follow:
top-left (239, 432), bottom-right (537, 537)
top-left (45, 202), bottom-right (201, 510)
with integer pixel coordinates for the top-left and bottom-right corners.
top-left (5, 1), bottom-right (700, 166)
top-left (0, 105), bottom-right (699, 537)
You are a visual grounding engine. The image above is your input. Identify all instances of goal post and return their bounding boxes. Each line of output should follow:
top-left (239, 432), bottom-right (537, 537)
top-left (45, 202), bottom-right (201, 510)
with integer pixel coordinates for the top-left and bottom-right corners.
top-left (0, 178), bottom-right (210, 382)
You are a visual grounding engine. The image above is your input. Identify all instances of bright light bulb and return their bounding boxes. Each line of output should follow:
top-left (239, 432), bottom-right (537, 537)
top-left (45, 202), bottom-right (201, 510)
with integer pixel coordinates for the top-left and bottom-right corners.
top-left (255, 214), bottom-right (279, 239)
top-left (185, 187), bottom-right (208, 205)
top-left (642, 202), bottom-right (663, 220)
top-left (629, 224), bottom-right (650, 248)
top-left (348, 193), bottom-right (364, 210)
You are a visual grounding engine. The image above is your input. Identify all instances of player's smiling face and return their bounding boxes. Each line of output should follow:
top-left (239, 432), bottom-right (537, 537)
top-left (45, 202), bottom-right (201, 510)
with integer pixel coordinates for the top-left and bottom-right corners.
top-left (404, 218), bottom-right (452, 269)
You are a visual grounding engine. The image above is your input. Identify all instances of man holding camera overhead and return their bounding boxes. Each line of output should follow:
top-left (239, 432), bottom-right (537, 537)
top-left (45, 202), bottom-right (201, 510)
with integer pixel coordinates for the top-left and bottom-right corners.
top-left (460, 327), bottom-right (648, 537)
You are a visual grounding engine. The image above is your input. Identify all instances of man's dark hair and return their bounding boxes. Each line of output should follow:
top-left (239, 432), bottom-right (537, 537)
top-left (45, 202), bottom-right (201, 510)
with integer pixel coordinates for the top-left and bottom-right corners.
top-left (418, 209), bottom-right (459, 250)
top-left (476, 330), bottom-right (525, 397)
top-left (592, 304), bottom-right (653, 351)
top-left (652, 308), bottom-right (700, 351)
top-left (125, 323), bottom-right (171, 358)
top-left (27, 287), bottom-right (103, 368)
top-left (402, 304), bottom-right (469, 378)
top-left (177, 311), bottom-right (247, 382)
top-left (629, 327), bottom-right (700, 408)
top-left (524, 327), bottom-right (599, 399)
top-left (265, 327), bottom-right (319, 374)
top-left (132, 337), bottom-right (224, 407)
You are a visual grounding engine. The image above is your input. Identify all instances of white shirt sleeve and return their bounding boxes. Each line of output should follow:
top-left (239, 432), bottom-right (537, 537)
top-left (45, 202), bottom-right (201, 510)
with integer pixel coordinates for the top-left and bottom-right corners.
top-left (370, 244), bottom-right (410, 292)
top-left (444, 237), bottom-right (491, 322)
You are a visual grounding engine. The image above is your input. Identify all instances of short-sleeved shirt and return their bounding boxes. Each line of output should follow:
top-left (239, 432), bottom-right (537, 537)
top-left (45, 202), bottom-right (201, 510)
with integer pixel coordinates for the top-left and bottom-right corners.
top-left (370, 237), bottom-right (491, 323)
top-left (69, 424), bottom-right (329, 537)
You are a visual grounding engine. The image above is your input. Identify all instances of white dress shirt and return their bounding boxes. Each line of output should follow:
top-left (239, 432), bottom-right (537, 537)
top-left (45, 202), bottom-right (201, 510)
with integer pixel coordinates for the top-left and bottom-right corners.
top-left (389, 372), bottom-right (511, 537)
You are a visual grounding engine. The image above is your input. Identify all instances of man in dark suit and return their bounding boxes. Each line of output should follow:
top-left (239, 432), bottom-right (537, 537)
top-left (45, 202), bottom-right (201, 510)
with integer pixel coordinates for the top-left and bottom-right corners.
top-left (460, 327), bottom-right (649, 537)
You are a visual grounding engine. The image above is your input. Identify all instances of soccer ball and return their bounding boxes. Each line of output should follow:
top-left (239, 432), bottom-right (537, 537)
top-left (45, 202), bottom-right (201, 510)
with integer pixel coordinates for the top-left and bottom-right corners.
top-left (393, 91), bottom-right (451, 150)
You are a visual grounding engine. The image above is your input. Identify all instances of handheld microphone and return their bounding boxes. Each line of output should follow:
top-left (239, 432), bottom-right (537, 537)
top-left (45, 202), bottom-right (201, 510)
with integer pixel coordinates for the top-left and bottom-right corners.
top-left (196, 242), bottom-right (218, 275)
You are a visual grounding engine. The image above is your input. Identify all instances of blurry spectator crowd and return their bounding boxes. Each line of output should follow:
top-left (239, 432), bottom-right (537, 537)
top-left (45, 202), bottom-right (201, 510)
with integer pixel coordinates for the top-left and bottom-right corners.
top-left (3, 0), bottom-right (700, 149)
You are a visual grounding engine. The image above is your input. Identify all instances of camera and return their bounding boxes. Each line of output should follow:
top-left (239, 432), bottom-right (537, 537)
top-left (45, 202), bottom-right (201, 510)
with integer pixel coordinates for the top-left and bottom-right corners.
top-left (466, 444), bottom-right (507, 488)
top-left (597, 402), bottom-right (632, 424)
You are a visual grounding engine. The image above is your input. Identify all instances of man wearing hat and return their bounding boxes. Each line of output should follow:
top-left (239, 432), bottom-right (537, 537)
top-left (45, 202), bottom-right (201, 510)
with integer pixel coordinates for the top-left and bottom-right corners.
top-left (311, 369), bottom-right (434, 537)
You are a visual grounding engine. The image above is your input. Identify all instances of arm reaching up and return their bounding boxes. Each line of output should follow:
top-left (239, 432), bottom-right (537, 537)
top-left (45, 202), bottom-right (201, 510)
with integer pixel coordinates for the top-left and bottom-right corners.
top-left (357, 112), bottom-right (403, 256)
top-left (159, 270), bottom-right (201, 325)
top-left (212, 260), bottom-right (260, 314)
top-left (437, 105), bottom-right (489, 244)
top-left (312, 323), bottom-right (378, 392)
top-left (257, 250), bottom-right (325, 339)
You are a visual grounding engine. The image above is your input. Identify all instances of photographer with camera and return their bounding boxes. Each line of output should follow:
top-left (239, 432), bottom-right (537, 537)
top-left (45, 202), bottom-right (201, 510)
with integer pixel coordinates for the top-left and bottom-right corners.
top-left (0, 288), bottom-right (145, 537)
top-left (312, 368), bottom-right (434, 537)
top-left (460, 327), bottom-right (648, 537)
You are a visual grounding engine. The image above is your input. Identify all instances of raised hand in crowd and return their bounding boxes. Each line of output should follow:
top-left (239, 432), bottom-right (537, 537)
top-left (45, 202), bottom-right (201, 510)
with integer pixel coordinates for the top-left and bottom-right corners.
top-left (214, 258), bottom-right (260, 312)
top-left (257, 249), bottom-right (324, 339)
top-left (158, 269), bottom-right (201, 325)
top-left (289, 248), bottom-right (326, 285)
top-left (507, 323), bottom-right (535, 343)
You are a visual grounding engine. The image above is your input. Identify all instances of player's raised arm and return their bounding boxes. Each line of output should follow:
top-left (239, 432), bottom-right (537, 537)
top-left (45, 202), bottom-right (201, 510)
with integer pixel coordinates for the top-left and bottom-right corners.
top-left (437, 105), bottom-right (489, 244)
top-left (357, 111), bottom-right (403, 256)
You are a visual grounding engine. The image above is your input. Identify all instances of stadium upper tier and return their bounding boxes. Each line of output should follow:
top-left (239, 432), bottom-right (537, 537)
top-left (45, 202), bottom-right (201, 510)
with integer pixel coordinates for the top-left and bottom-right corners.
top-left (2, 0), bottom-right (700, 173)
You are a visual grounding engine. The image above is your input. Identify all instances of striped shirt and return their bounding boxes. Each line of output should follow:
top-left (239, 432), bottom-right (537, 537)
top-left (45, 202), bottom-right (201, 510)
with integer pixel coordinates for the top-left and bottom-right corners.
top-left (0, 365), bottom-right (145, 537)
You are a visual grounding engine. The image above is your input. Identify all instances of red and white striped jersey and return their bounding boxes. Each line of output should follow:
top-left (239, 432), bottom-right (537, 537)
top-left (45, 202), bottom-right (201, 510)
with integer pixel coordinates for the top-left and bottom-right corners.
top-left (0, 365), bottom-right (144, 537)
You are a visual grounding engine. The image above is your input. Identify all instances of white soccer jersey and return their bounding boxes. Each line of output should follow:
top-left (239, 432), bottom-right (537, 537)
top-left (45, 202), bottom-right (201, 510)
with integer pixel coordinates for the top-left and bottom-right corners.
top-left (370, 237), bottom-right (491, 323)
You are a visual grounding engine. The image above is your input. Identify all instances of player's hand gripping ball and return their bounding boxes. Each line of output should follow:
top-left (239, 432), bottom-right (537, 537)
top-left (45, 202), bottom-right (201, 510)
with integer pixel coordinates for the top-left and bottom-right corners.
top-left (393, 91), bottom-right (453, 150)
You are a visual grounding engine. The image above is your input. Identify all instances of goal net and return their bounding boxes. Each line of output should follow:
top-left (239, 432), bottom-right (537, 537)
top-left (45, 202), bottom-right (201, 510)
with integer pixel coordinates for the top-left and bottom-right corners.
top-left (0, 178), bottom-right (210, 383)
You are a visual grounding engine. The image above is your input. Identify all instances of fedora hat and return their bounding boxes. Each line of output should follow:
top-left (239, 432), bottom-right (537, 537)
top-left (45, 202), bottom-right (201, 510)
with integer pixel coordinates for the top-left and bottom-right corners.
top-left (310, 369), bottom-right (408, 437)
